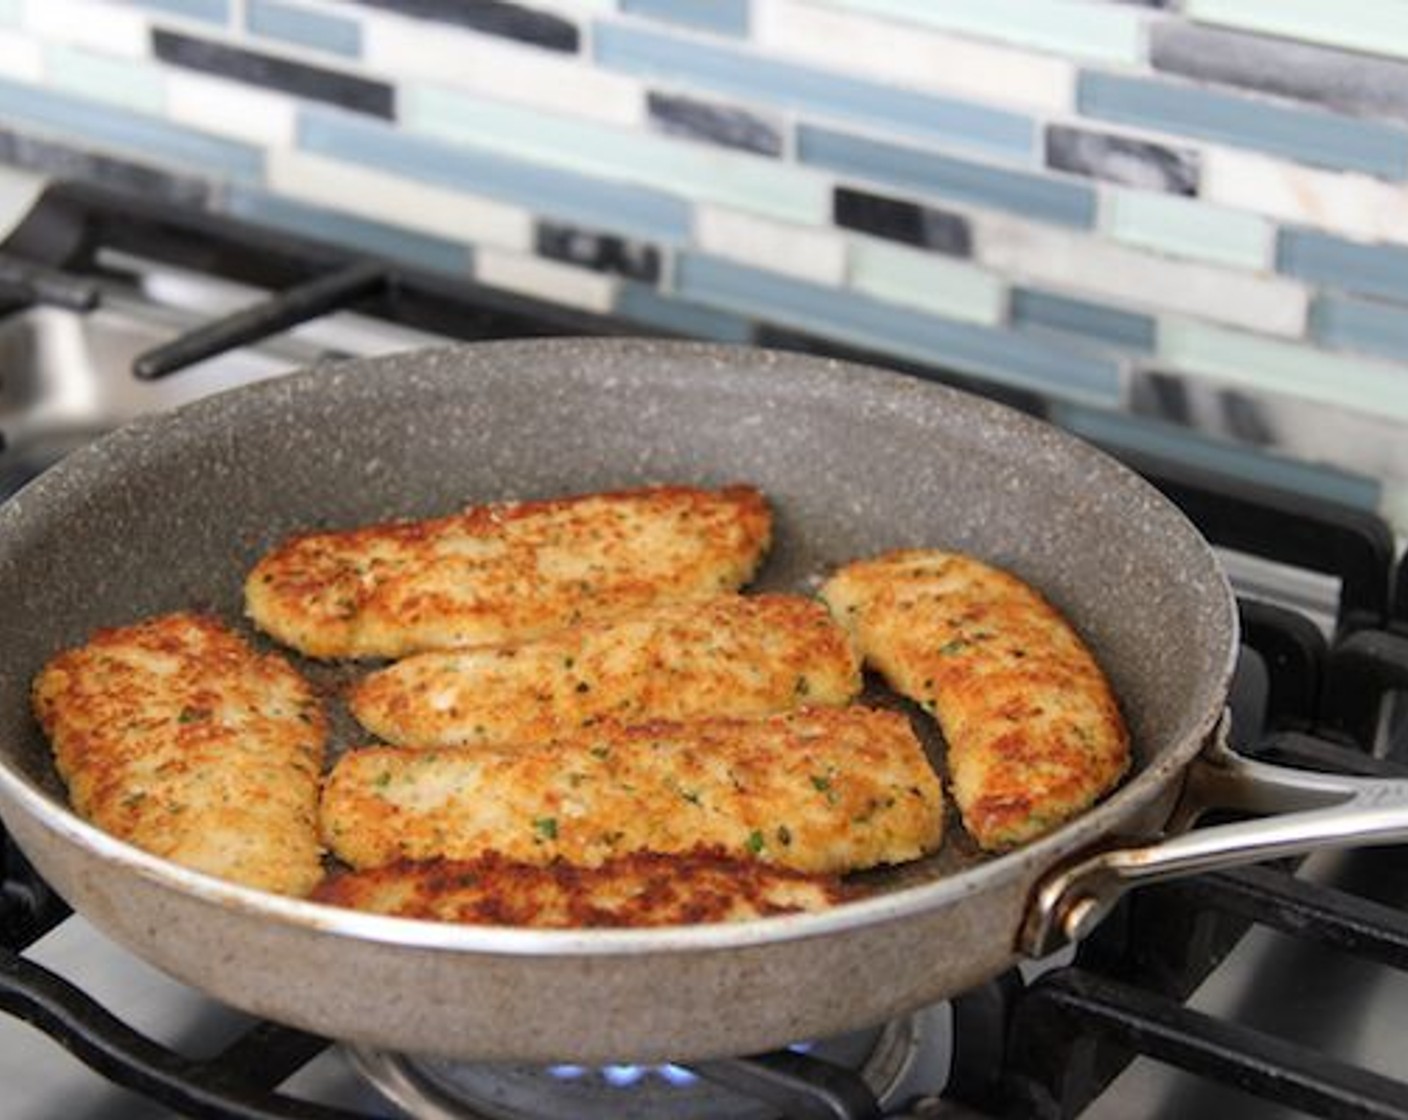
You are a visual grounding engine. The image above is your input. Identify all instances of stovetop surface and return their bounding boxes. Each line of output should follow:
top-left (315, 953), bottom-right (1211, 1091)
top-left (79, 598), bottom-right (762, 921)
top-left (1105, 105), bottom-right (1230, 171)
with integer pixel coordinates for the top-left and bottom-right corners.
top-left (2, 181), bottom-right (1408, 1120)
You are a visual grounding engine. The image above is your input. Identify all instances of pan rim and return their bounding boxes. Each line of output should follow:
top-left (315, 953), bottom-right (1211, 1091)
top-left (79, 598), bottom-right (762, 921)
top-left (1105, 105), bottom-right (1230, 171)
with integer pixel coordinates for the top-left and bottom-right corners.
top-left (0, 337), bottom-right (1240, 957)
top-left (0, 701), bottom-right (1221, 955)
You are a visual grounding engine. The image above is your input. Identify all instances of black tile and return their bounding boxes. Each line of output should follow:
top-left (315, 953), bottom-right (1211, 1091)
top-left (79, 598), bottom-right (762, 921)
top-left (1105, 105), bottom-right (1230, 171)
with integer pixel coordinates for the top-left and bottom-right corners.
top-left (536, 222), bottom-right (662, 284)
top-left (0, 128), bottom-right (212, 209)
top-left (1045, 124), bottom-right (1199, 195)
top-left (343, 0), bottom-right (578, 53)
top-left (1152, 21), bottom-right (1408, 125)
top-left (151, 28), bottom-right (394, 119)
top-left (646, 91), bottom-right (783, 157)
top-left (832, 186), bottom-right (971, 257)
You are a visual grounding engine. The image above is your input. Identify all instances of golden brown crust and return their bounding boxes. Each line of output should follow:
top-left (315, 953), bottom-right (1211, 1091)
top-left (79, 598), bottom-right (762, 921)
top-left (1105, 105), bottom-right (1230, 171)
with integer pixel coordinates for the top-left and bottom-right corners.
top-left (31, 613), bottom-right (326, 896)
top-left (245, 484), bottom-right (772, 660)
top-left (320, 707), bottom-right (944, 874)
top-left (312, 849), bottom-right (854, 927)
top-left (820, 549), bottom-right (1129, 851)
top-left (349, 593), bottom-right (861, 749)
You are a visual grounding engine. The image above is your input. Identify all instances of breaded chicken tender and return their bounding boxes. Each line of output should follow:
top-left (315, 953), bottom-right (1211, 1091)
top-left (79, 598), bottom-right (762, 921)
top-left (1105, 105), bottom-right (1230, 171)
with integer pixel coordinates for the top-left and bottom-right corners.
top-left (245, 484), bottom-right (771, 660)
top-left (320, 707), bottom-right (944, 874)
top-left (31, 613), bottom-right (326, 895)
top-left (349, 594), bottom-right (861, 749)
top-left (312, 850), bottom-right (853, 928)
top-left (820, 549), bottom-right (1129, 851)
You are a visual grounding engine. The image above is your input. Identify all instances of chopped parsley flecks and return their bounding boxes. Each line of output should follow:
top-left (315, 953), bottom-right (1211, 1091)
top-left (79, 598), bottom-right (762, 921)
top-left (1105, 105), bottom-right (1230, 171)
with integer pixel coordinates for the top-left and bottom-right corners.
top-left (810, 773), bottom-right (840, 805)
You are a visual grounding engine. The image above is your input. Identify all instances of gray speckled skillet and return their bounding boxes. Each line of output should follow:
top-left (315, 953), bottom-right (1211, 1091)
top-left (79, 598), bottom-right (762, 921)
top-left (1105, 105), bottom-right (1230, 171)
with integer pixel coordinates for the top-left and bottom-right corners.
top-left (1, 338), bottom-right (1402, 1065)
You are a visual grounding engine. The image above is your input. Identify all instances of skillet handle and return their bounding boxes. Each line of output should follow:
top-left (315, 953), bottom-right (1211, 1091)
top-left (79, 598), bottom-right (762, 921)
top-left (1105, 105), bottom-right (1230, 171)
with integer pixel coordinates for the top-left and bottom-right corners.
top-left (1019, 711), bottom-right (1408, 957)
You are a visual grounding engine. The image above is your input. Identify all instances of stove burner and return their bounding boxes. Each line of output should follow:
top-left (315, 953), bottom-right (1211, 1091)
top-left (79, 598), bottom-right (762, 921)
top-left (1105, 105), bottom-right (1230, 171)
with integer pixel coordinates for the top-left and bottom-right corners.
top-left (349, 1013), bottom-right (931, 1119)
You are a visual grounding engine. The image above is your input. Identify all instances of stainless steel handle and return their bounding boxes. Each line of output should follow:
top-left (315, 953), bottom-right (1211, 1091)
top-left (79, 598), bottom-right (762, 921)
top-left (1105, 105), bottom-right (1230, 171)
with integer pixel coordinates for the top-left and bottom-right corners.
top-left (1019, 712), bottom-right (1408, 957)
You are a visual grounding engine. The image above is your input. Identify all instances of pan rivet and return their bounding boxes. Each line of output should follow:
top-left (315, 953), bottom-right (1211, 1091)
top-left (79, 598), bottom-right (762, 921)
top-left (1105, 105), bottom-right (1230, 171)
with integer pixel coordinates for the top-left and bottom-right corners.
top-left (1062, 895), bottom-right (1102, 942)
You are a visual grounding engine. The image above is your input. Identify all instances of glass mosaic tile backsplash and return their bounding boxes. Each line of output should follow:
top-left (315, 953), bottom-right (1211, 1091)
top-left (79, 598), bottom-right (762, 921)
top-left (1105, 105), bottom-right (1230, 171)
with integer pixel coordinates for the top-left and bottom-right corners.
top-left (2, 0), bottom-right (1407, 525)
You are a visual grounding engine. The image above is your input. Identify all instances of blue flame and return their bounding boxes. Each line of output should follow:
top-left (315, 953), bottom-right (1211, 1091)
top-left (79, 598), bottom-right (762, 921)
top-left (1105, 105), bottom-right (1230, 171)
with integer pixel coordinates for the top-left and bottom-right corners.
top-left (546, 1062), bottom-right (700, 1088)
top-left (602, 1064), bottom-right (647, 1087)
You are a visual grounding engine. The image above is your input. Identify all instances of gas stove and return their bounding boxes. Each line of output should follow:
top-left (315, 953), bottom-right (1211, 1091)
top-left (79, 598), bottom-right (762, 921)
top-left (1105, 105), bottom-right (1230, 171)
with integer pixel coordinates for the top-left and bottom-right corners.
top-left (2, 181), bottom-right (1408, 1120)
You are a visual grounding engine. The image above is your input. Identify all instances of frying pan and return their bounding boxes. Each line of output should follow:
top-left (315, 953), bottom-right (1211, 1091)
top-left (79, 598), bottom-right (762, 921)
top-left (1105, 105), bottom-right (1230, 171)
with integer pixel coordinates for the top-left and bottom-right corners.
top-left (0, 338), bottom-right (1403, 1066)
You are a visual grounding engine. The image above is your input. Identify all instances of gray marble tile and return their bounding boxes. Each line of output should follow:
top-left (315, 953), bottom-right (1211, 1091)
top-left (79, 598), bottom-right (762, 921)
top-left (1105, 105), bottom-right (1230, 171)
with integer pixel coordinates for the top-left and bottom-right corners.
top-left (535, 221), bottom-right (662, 283)
top-left (344, 0), bottom-right (578, 52)
top-left (1046, 123), bottom-right (1198, 194)
top-left (1152, 21), bottom-right (1408, 125)
top-left (645, 91), bottom-right (783, 157)
top-left (833, 186), bottom-right (971, 256)
top-left (153, 28), bottom-right (393, 117)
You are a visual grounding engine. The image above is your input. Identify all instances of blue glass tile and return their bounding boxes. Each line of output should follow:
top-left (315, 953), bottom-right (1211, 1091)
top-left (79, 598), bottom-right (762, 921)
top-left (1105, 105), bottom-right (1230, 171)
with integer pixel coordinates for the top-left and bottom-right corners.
top-left (247, 0), bottom-right (362, 58)
top-left (619, 0), bottom-right (749, 37)
top-left (1277, 227), bottom-right (1408, 303)
top-left (1011, 287), bottom-right (1156, 352)
top-left (0, 127), bottom-right (212, 207)
top-left (675, 253), bottom-right (1121, 404)
top-left (113, 0), bottom-right (229, 22)
top-left (615, 282), bottom-right (754, 342)
top-left (797, 124), bottom-right (1094, 227)
top-left (1311, 293), bottom-right (1408, 362)
top-left (1078, 71), bottom-right (1408, 179)
top-left (595, 22), bottom-right (1035, 163)
top-left (0, 76), bottom-right (263, 181)
top-left (226, 186), bottom-right (470, 274)
top-left (1054, 402), bottom-right (1381, 511)
top-left (297, 107), bottom-right (692, 243)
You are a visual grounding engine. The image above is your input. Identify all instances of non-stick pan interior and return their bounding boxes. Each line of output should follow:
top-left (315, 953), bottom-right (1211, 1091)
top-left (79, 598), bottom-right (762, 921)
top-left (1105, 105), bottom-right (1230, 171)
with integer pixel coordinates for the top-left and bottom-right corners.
top-left (0, 338), bottom-right (1235, 861)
